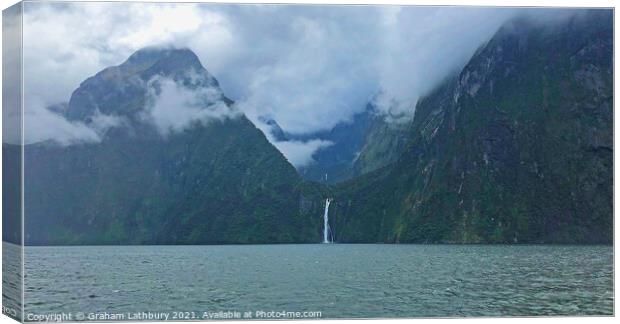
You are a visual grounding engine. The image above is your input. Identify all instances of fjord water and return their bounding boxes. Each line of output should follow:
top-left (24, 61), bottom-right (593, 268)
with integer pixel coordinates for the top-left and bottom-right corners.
top-left (20, 244), bottom-right (612, 318)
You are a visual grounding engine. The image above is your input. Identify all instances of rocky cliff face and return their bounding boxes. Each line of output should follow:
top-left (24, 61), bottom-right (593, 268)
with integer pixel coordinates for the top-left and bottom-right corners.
top-left (23, 48), bottom-right (325, 245)
top-left (331, 10), bottom-right (613, 244)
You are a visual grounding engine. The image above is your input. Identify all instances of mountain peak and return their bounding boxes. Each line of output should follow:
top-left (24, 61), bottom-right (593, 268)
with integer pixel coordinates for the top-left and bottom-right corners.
top-left (65, 47), bottom-right (219, 121)
top-left (123, 47), bottom-right (203, 72)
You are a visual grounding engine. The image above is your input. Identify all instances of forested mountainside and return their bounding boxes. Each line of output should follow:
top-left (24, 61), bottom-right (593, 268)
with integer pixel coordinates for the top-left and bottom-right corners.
top-left (350, 107), bottom-right (412, 176)
top-left (20, 48), bottom-right (326, 245)
top-left (4, 11), bottom-right (612, 246)
top-left (330, 10), bottom-right (613, 244)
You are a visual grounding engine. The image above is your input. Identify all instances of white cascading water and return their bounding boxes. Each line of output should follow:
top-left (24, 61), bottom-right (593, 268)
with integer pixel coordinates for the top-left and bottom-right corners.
top-left (323, 198), bottom-right (332, 243)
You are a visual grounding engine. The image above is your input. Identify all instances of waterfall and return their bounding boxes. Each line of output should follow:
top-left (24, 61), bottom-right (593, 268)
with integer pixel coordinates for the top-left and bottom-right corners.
top-left (323, 198), bottom-right (332, 243)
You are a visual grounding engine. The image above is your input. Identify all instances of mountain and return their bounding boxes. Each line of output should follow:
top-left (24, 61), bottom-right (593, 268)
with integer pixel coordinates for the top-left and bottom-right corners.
top-left (292, 104), bottom-right (374, 183)
top-left (22, 47), bottom-right (326, 245)
top-left (276, 102), bottom-right (411, 184)
top-left (330, 10), bottom-right (613, 244)
top-left (9, 11), bottom-right (613, 246)
top-left (350, 104), bottom-right (412, 176)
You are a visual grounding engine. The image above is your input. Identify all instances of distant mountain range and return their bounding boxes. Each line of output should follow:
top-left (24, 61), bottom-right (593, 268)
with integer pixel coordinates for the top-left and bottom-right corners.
top-left (3, 10), bottom-right (612, 245)
top-left (261, 102), bottom-right (410, 184)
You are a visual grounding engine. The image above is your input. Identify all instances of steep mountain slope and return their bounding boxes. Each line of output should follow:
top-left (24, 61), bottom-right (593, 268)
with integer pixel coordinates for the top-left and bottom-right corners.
top-left (282, 102), bottom-right (411, 184)
top-left (351, 106), bottom-right (412, 176)
top-left (292, 105), bottom-right (374, 183)
top-left (23, 48), bottom-right (325, 245)
top-left (331, 11), bottom-right (613, 244)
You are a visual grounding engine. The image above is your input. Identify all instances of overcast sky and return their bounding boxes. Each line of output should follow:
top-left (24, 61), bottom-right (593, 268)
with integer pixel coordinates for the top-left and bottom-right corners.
top-left (16, 2), bottom-right (542, 164)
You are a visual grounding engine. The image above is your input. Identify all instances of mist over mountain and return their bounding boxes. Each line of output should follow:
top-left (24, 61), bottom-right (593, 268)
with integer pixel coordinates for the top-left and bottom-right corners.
top-left (260, 105), bottom-right (376, 183)
top-left (19, 47), bottom-right (326, 245)
top-left (265, 102), bottom-right (413, 184)
top-left (3, 8), bottom-right (612, 246)
top-left (20, 2), bottom-right (519, 165)
top-left (330, 10), bottom-right (613, 244)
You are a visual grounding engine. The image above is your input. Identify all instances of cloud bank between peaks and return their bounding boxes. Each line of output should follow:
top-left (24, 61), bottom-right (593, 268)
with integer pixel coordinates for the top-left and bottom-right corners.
top-left (16, 2), bottom-right (544, 165)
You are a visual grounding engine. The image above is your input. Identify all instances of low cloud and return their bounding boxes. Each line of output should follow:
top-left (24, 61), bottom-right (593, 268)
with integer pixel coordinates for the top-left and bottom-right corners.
top-left (24, 107), bottom-right (98, 145)
top-left (371, 6), bottom-right (514, 119)
top-left (272, 139), bottom-right (333, 168)
top-left (143, 75), bottom-right (240, 136)
top-left (22, 2), bottom-right (235, 107)
top-left (22, 3), bottom-right (519, 139)
top-left (20, 3), bottom-right (580, 162)
top-left (225, 11), bottom-right (378, 135)
top-left (243, 106), bottom-right (332, 168)
top-left (18, 64), bottom-right (239, 145)
top-left (22, 99), bottom-right (124, 146)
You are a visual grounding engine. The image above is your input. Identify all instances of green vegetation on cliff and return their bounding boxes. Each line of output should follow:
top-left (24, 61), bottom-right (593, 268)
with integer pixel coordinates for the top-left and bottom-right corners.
top-left (10, 11), bottom-right (613, 246)
top-left (331, 11), bottom-right (613, 244)
top-left (22, 48), bottom-right (327, 245)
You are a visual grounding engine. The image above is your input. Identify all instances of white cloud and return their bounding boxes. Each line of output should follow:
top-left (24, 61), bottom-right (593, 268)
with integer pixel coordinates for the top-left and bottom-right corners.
top-left (22, 2), bottom-right (234, 120)
top-left (242, 104), bottom-right (332, 167)
top-left (21, 2), bottom-right (238, 146)
top-left (115, 4), bottom-right (204, 49)
top-left (372, 7), bottom-right (513, 118)
top-left (272, 139), bottom-right (333, 168)
top-left (211, 6), bottom-right (381, 134)
top-left (22, 98), bottom-right (124, 146)
top-left (143, 75), bottom-right (240, 136)
top-left (20, 3), bottom-right (577, 161)
top-left (2, 5), bottom-right (22, 145)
